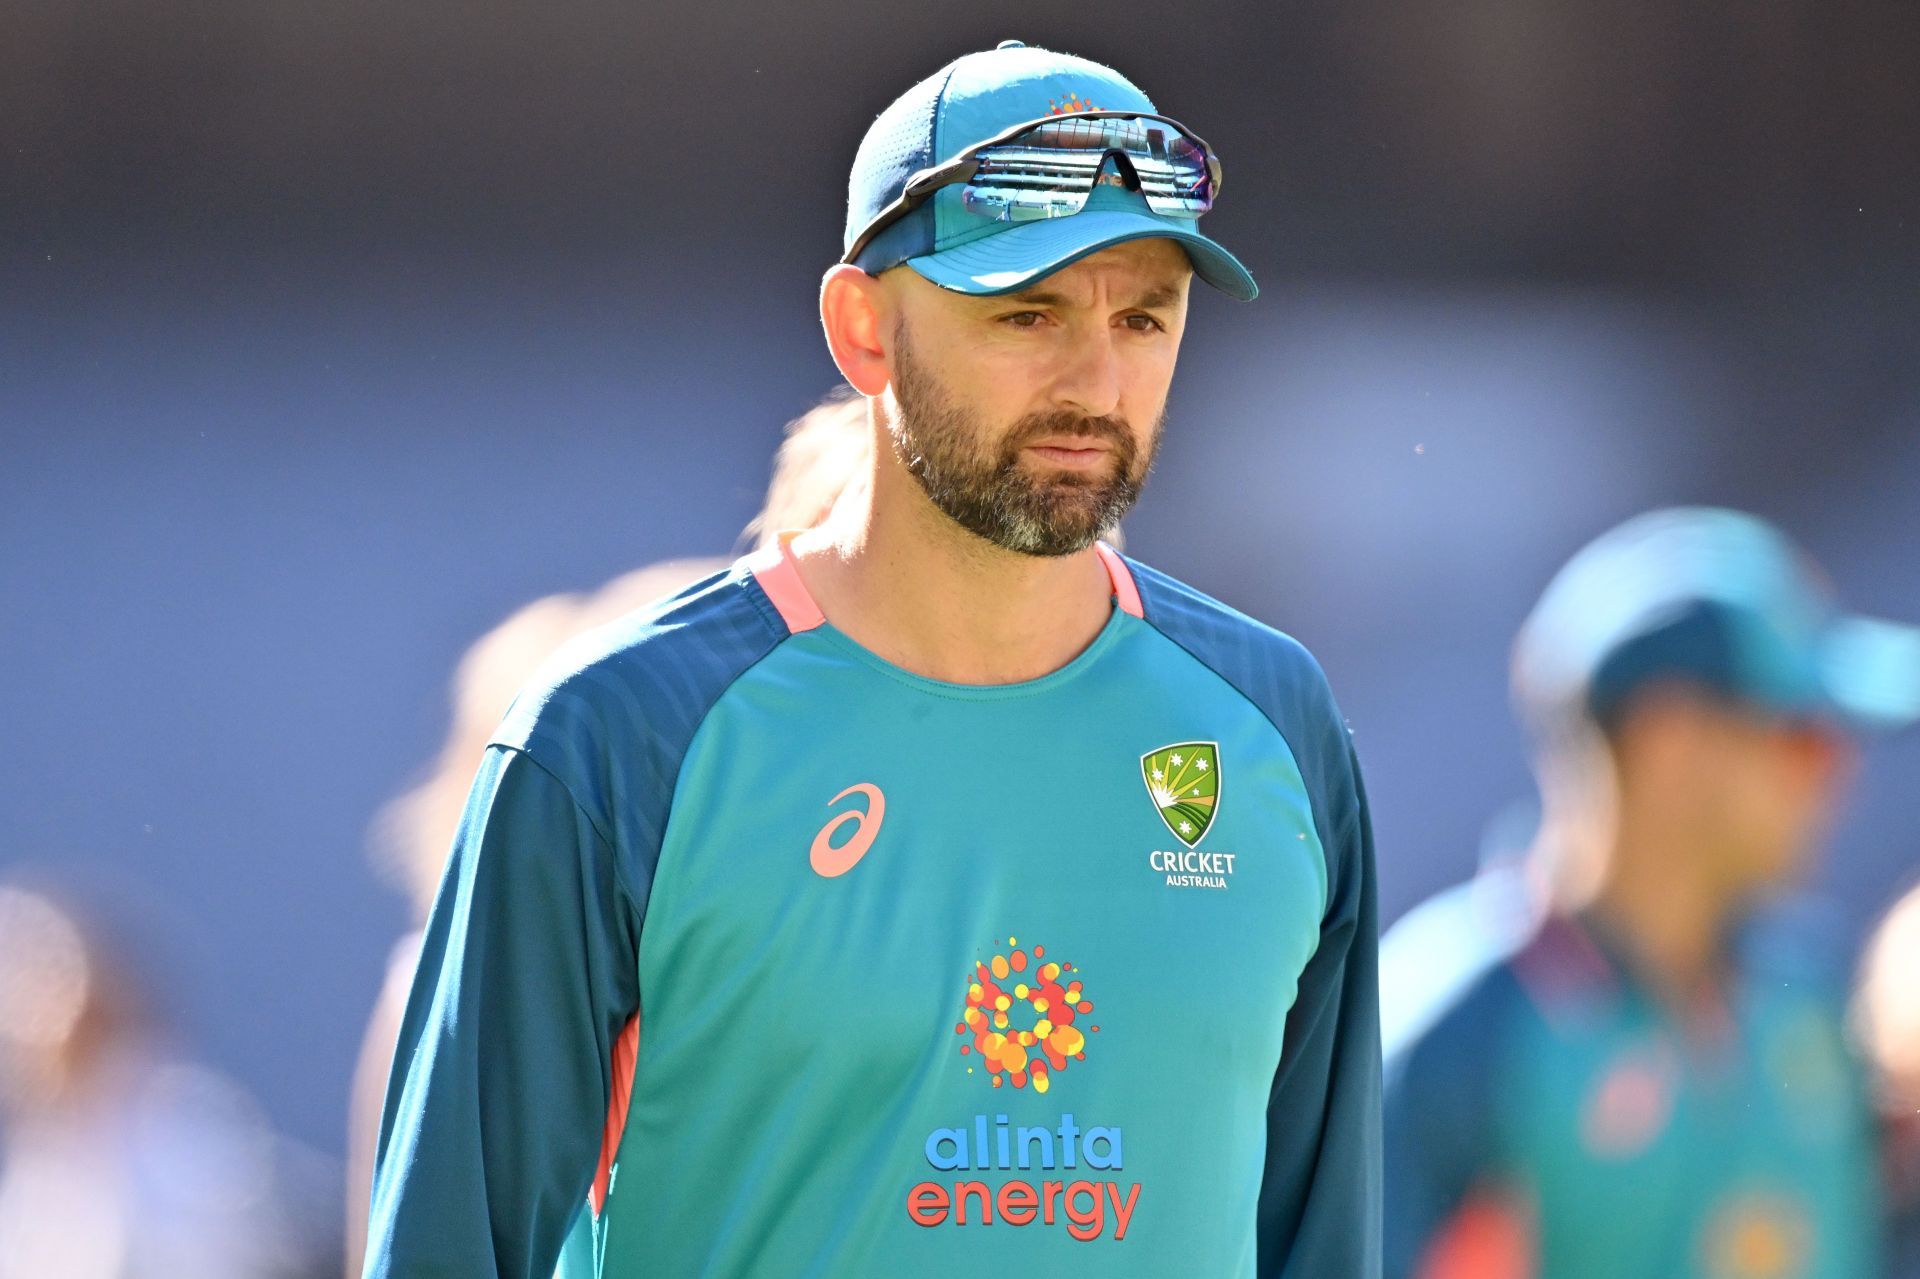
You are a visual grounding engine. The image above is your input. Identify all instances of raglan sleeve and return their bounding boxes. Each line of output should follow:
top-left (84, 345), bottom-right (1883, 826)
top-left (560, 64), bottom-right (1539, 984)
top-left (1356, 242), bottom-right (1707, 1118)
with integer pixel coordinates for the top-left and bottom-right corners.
top-left (362, 743), bottom-right (642, 1279)
top-left (1257, 730), bottom-right (1383, 1277)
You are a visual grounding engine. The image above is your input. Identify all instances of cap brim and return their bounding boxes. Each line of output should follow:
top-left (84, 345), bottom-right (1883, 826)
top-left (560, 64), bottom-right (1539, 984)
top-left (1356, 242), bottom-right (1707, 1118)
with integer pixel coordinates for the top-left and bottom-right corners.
top-left (906, 208), bottom-right (1258, 302)
top-left (1821, 616), bottom-right (1920, 732)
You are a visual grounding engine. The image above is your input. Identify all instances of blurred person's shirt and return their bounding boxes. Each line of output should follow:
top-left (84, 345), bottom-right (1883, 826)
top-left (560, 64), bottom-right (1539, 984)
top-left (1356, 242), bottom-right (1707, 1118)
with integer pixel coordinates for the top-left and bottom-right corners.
top-left (1381, 896), bottom-right (1880, 1279)
top-left (0, 1045), bottom-right (297, 1278)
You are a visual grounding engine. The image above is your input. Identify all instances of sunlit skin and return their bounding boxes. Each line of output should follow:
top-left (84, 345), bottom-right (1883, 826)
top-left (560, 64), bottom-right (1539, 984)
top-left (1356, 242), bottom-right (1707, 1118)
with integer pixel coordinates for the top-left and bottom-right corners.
top-left (1856, 885), bottom-right (1920, 1109)
top-left (1573, 685), bottom-right (1856, 1015)
top-left (792, 239), bottom-right (1193, 685)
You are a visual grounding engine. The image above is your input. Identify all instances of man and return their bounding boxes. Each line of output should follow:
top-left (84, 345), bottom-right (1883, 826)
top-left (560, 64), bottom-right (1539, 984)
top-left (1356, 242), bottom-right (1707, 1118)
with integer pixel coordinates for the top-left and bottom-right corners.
top-left (1382, 507), bottom-right (1920, 1278)
top-left (366, 41), bottom-right (1379, 1278)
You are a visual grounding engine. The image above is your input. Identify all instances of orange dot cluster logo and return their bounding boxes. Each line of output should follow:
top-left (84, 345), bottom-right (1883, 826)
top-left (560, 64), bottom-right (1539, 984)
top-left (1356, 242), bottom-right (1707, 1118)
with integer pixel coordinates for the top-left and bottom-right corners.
top-left (955, 938), bottom-right (1099, 1093)
top-left (1701, 1192), bottom-right (1811, 1278)
top-left (1047, 94), bottom-right (1099, 115)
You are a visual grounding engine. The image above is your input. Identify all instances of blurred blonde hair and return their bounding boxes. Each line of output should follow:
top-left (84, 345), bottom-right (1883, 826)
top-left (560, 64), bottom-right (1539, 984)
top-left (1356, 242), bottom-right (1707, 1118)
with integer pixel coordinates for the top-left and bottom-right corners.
top-left (373, 388), bottom-right (872, 917)
top-left (743, 385), bottom-right (870, 552)
top-left (1855, 881), bottom-right (1920, 1111)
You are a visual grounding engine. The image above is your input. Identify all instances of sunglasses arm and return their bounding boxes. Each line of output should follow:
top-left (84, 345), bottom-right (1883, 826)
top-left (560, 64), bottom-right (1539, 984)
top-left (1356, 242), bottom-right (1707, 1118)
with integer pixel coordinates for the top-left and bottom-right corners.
top-left (840, 158), bottom-right (980, 267)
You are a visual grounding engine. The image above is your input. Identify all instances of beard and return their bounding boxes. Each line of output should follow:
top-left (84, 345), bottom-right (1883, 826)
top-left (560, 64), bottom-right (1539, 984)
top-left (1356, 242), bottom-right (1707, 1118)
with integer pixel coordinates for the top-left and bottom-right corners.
top-left (887, 327), bottom-right (1160, 557)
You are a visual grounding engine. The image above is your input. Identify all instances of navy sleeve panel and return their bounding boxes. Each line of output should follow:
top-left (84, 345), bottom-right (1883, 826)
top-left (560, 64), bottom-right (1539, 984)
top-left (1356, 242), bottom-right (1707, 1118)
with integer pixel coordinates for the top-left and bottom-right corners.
top-left (1129, 557), bottom-right (1384, 1279)
top-left (364, 568), bottom-right (787, 1279)
top-left (1381, 963), bottom-right (1514, 1278)
top-left (365, 748), bottom-right (631, 1278)
top-left (491, 565), bottom-right (787, 902)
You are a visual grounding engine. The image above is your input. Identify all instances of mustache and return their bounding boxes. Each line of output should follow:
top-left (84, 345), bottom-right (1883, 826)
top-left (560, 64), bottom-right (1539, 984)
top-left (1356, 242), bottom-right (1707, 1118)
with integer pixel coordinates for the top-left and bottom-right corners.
top-left (1000, 411), bottom-right (1136, 454)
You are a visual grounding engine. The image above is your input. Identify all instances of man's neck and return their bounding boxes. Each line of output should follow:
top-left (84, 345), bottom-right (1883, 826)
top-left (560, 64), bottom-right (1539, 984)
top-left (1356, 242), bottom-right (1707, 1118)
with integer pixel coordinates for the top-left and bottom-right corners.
top-left (1587, 808), bottom-right (1741, 1018)
top-left (786, 447), bottom-right (1117, 685)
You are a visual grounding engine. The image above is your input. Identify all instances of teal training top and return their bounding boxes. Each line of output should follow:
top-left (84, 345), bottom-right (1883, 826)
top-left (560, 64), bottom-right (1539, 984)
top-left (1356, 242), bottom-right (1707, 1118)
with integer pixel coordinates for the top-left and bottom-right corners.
top-left (1381, 896), bottom-right (1880, 1279)
top-left (364, 542), bottom-right (1381, 1278)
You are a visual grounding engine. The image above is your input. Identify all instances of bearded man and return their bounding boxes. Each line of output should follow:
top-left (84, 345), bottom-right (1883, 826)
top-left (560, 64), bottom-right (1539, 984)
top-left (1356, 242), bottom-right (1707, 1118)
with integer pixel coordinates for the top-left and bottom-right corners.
top-left (365, 41), bottom-right (1379, 1279)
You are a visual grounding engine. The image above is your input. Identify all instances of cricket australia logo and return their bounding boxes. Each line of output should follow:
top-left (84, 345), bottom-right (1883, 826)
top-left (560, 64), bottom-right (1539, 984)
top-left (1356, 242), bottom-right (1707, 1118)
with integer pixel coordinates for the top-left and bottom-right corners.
top-left (1140, 742), bottom-right (1235, 890)
top-left (1140, 742), bottom-right (1220, 846)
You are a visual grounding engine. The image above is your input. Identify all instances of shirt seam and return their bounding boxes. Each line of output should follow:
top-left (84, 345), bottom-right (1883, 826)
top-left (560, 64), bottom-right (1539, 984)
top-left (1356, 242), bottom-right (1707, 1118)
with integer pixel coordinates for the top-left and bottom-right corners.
top-left (493, 577), bottom-right (792, 920)
top-left (737, 566), bottom-right (799, 643)
top-left (490, 743), bottom-right (638, 915)
top-left (621, 630), bottom-right (806, 952)
top-left (1133, 611), bottom-right (1343, 923)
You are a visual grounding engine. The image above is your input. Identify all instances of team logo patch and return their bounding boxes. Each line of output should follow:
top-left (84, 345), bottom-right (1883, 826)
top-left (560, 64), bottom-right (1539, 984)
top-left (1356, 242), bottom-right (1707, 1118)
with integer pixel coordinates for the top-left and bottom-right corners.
top-left (1140, 742), bottom-right (1220, 848)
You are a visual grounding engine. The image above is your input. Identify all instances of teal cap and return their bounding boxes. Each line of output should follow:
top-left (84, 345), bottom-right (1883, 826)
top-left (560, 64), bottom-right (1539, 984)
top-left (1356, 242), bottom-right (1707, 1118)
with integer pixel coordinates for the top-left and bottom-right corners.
top-left (843, 42), bottom-right (1257, 300)
top-left (1513, 508), bottom-right (1920, 734)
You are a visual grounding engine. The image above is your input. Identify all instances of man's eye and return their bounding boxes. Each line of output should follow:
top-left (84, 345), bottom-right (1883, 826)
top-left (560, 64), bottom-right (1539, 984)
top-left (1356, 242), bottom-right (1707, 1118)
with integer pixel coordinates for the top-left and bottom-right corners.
top-left (1124, 313), bottom-right (1165, 333)
top-left (1001, 311), bottom-right (1045, 328)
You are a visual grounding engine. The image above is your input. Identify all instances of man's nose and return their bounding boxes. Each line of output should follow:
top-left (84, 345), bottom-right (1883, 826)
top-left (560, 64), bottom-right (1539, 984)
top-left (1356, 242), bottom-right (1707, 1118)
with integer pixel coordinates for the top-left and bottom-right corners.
top-left (1052, 328), bottom-right (1125, 421)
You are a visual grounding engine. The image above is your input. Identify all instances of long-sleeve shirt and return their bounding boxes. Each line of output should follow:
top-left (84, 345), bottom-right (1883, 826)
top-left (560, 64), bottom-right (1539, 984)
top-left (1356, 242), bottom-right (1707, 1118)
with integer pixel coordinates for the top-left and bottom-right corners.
top-left (365, 541), bottom-right (1380, 1277)
top-left (1382, 902), bottom-right (1880, 1279)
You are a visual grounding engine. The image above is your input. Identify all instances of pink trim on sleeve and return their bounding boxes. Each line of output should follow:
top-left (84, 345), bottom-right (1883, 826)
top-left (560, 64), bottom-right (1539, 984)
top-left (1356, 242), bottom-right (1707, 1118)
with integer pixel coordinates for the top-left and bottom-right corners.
top-left (746, 535), bottom-right (826, 633)
top-left (590, 1012), bottom-right (642, 1216)
top-left (1095, 541), bottom-right (1145, 618)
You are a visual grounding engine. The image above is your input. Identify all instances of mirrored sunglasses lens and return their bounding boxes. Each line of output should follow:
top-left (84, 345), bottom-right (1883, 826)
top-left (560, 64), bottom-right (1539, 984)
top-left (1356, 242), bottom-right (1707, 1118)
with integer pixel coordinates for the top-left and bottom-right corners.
top-left (959, 116), bottom-right (1214, 223)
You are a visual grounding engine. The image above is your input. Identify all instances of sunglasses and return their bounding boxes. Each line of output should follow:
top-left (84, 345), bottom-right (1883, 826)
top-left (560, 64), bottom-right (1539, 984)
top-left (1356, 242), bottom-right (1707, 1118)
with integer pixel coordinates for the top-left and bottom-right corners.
top-left (842, 110), bottom-right (1224, 269)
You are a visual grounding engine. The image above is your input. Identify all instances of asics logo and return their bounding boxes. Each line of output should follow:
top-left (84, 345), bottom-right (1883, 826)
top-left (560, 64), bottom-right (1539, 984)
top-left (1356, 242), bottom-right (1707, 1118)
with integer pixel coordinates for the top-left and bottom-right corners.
top-left (810, 783), bottom-right (886, 878)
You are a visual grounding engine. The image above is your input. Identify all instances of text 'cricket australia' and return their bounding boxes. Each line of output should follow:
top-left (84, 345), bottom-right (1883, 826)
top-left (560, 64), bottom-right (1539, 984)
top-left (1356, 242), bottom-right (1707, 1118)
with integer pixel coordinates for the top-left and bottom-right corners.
top-left (1149, 849), bottom-right (1235, 889)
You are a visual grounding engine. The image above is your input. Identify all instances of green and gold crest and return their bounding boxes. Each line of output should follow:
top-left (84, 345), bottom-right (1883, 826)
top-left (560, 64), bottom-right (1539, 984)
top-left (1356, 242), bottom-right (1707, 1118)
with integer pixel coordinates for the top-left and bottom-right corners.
top-left (1140, 741), bottom-right (1220, 848)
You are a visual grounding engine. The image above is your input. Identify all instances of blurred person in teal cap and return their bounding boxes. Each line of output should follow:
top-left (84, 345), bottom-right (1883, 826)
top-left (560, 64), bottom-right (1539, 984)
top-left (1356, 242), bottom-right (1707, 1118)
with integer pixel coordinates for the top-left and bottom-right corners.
top-left (367, 41), bottom-right (1379, 1279)
top-left (1381, 507), bottom-right (1920, 1279)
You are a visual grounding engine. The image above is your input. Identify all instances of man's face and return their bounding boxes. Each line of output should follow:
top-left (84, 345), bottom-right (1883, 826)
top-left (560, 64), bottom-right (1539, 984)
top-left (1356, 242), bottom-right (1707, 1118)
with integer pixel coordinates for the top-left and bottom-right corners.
top-left (880, 238), bottom-right (1191, 556)
top-left (1611, 688), bottom-right (1858, 893)
top-left (1705, 708), bottom-right (1855, 891)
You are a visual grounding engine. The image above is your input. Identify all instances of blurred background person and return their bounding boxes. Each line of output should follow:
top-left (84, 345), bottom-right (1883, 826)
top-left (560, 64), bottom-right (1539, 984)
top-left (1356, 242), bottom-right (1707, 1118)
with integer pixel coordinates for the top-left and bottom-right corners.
top-left (1378, 797), bottom-right (1544, 1059)
top-left (1856, 881), bottom-right (1920, 1278)
top-left (1381, 507), bottom-right (1920, 1279)
top-left (0, 879), bottom-right (332, 1278)
top-left (342, 387), bottom-right (868, 1277)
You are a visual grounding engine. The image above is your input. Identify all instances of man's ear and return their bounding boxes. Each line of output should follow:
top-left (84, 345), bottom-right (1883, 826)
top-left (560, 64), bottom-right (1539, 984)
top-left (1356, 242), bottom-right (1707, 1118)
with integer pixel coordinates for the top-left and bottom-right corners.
top-left (820, 265), bottom-right (892, 398)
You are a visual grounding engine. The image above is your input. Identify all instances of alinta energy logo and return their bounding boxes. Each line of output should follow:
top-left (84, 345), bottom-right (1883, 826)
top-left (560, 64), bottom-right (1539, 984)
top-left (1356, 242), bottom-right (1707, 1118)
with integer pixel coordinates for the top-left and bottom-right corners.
top-left (910, 937), bottom-right (1138, 1242)
top-left (1141, 741), bottom-right (1236, 889)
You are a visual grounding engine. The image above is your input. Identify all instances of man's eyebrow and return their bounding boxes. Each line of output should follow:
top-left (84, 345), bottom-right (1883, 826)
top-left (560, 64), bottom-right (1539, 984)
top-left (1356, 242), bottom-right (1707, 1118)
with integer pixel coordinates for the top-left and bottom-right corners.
top-left (1004, 288), bottom-right (1071, 307)
top-left (1133, 283), bottom-right (1184, 310)
top-left (1000, 282), bottom-right (1186, 309)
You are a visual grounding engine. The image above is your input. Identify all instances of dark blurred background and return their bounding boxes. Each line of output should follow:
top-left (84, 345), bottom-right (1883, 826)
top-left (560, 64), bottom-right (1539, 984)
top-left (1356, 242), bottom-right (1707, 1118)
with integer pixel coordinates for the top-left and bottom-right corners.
top-left (3, 0), bottom-right (1916, 1256)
